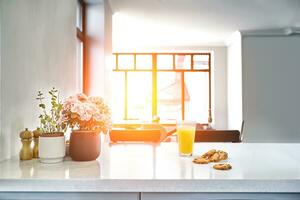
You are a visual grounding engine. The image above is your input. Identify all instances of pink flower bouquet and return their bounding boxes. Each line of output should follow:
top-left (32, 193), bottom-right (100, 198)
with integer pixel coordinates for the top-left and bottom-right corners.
top-left (60, 94), bottom-right (112, 133)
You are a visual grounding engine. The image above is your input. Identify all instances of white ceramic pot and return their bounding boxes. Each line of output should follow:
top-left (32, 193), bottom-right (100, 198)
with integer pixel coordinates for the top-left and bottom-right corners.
top-left (39, 133), bottom-right (65, 164)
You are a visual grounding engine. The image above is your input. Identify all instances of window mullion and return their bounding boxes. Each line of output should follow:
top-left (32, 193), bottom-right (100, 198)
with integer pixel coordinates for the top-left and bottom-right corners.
top-left (208, 54), bottom-right (212, 124)
top-left (181, 72), bottom-right (185, 121)
top-left (124, 71), bottom-right (128, 120)
top-left (152, 54), bottom-right (157, 118)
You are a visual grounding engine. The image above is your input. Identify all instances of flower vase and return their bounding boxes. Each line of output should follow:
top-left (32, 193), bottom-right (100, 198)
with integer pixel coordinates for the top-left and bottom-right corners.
top-left (69, 130), bottom-right (101, 161)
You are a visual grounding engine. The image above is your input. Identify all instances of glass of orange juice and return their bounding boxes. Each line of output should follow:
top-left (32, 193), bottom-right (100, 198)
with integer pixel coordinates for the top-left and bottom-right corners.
top-left (177, 121), bottom-right (196, 156)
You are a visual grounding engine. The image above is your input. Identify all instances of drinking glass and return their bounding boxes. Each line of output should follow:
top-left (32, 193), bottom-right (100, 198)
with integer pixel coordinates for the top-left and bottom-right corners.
top-left (177, 121), bottom-right (196, 156)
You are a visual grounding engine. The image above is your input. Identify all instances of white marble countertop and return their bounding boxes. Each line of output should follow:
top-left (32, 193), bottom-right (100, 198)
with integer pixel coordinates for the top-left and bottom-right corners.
top-left (0, 143), bottom-right (300, 192)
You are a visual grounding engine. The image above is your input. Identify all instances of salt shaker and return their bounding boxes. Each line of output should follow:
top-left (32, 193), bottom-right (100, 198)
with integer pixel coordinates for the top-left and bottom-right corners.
top-left (19, 128), bottom-right (33, 160)
top-left (32, 128), bottom-right (42, 158)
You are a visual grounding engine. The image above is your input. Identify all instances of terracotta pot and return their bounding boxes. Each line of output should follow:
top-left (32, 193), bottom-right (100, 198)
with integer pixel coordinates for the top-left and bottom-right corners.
top-left (69, 130), bottom-right (101, 161)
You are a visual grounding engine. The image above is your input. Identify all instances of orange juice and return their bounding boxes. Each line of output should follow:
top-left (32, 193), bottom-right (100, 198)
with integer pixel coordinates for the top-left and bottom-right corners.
top-left (177, 125), bottom-right (196, 156)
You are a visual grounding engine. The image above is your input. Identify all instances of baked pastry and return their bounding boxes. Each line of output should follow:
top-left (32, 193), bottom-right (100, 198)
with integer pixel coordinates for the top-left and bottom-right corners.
top-left (213, 163), bottom-right (232, 170)
top-left (218, 150), bottom-right (228, 160)
top-left (201, 149), bottom-right (216, 159)
top-left (209, 152), bottom-right (220, 162)
top-left (193, 149), bottom-right (229, 165)
top-left (193, 157), bottom-right (210, 164)
top-left (195, 149), bottom-right (228, 163)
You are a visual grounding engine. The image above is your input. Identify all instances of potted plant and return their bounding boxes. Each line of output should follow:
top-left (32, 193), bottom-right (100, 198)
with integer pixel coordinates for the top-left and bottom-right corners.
top-left (60, 94), bottom-right (111, 161)
top-left (36, 87), bottom-right (67, 164)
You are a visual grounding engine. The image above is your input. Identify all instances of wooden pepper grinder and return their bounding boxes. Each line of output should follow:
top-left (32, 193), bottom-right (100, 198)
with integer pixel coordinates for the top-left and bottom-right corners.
top-left (19, 128), bottom-right (33, 160)
top-left (32, 128), bottom-right (42, 158)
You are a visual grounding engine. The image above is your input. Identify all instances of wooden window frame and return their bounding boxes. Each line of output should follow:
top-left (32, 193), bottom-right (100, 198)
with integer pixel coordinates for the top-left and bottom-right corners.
top-left (113, 52), bottom-right (212, 123)
top-left (76, 0), bottom-right (85, 41)
top-left (77, 0), bottom-right (88, 94)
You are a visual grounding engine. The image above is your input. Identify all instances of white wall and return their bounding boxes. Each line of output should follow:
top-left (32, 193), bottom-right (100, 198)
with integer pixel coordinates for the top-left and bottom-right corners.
top-left (227, 32), bottom-right (243, 131)
top-left (104, 0), bottom-right (113, 105)
top-left (242, 35), bottom-right (300, 142)
top-left (85, 0), bottom-right (112, 101)
top-left (86, 3), bottom-right (105, 96)
top-left (207, 46), bottom-right (228, 130)
top-left (0, 0), bottom-right (79, 160)
top-left (0, 0), bottom-right (2, 161)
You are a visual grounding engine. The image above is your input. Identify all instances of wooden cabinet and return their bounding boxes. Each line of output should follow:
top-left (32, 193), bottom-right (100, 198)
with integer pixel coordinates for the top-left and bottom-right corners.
top-left (0, 192), bottom-right (139, 200)
top-left (141, 192), bottom-right (300, 200)
top-left (1, 192), bottom-right (300, 200)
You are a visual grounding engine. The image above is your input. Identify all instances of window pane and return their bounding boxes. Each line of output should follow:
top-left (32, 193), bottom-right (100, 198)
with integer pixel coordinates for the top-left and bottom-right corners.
top-left (111, 53), bottom-right (211, 122)
top-left (113, 55), bottom-right (117, 69)
top-left (157, 72), bottom-right (182, 121)
top-left (76, 2), bottom-right (83, 31)
top-left (128, 72), bottom-right (152, 120)
top-left (194, 55), bottom-right (209, 70)
top-left (118, 55), bottom-right (134, 69)
top-left (157, 55), bottom-right (173, 70)
top-left (185, 72), bottom-right (209, 122)
top-left (175, 55), bottom-right (191, 70)
top-left (112, 73), bottom-right (125, 120)
top-left (136, 55), bottom-right (152, 69)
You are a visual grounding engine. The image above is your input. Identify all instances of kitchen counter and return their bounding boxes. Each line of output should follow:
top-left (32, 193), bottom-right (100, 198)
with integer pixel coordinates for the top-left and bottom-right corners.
top-left (0, 143), bottom-right (300, 198)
